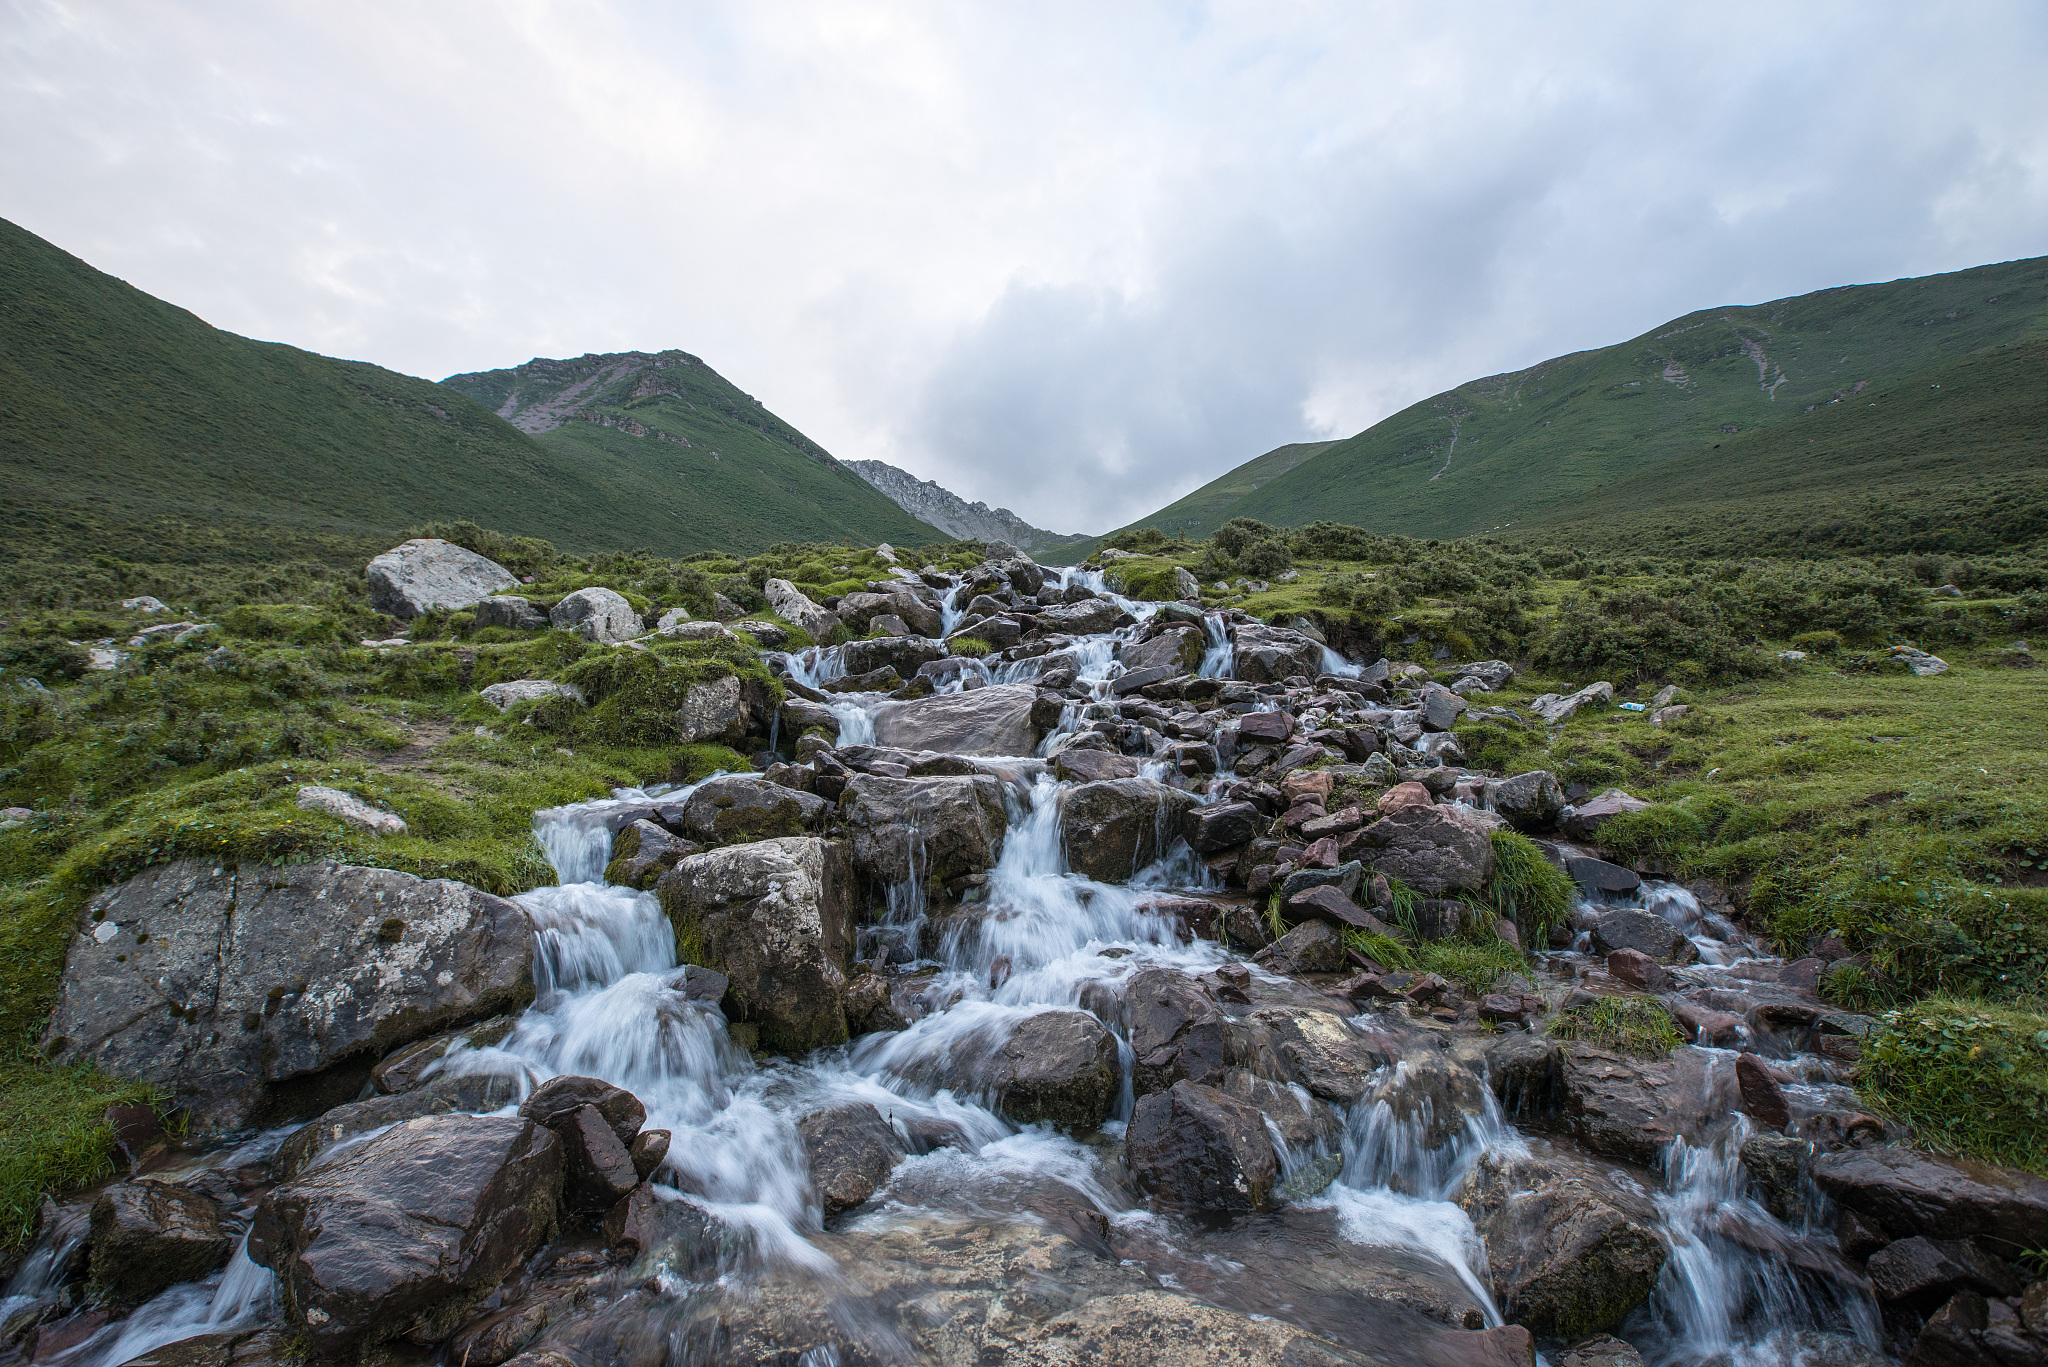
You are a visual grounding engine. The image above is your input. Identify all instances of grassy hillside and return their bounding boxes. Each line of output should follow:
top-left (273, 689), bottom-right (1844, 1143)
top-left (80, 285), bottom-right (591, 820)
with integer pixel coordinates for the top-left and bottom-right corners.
top-left (1120, 440), bottom-right (1338, 540)
top-left (1116, 257), bottom-right (2048, 544)
top-left (441, 351), bottom-right (940, 554)
top-left (0, 218), bottom-right (940, 563)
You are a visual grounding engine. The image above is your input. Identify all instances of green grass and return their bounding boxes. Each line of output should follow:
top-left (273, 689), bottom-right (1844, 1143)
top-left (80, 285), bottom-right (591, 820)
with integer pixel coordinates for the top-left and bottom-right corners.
top-left (1486, 830), bottom-right (1576, 937)
top-left (0, 1064), bottom-right (157, 1252)
top-left (1416, 938), bottom-right (1528, 996)
top-left (1548, 998), bottom-right (1686, 1057)
top-left (1, 215), bottom-right (944, 559)
top-left (1858, 1000), bottom-right (2048, 1177)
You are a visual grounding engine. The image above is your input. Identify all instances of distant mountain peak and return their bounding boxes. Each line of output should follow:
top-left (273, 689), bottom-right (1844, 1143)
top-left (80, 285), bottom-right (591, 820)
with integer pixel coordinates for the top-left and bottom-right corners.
top-left (846, 461), bottom-right (1091, 556)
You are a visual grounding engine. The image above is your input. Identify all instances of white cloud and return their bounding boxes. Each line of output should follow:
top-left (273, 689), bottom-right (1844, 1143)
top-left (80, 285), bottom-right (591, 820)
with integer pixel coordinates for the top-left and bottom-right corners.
top-left (4, 0), bottom-right (2046, 533)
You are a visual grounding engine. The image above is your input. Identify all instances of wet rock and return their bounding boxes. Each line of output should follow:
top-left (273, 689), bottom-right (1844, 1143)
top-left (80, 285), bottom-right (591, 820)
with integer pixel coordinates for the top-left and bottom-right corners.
top-left (1038, 599), bottom-right (1126, 635)
top-left (679, 774), bottom-right (829, 844)
top-left (839, 773), bottom-right (1008, 887)
top-left (1250, 1006), bottom-right (1388, 1104)
top-left (1812, 1147), bottom-right (2048, 1247)
top-left (1126, 967), bottom-right (1233, 1097)
top-left (88, 1181), bottom-right (232, 1302)
top-left (603, 818), bottom-right (701, 890)
top-left (1666, 997), bottom-right (1743, 1046)
top-left (1121, 624), bottom-right (1204, 672)
top-left (1125, 1080), bottom-right (1279, 1214)
top-left (43, 859), bottom-right (534, 1134)
top-left (274, 1072), bottom-right (525, 1180)
top-left (1739, 1133), bottom-right (1814, 1222)
top-left (554, 1104), bottom-right (641, 1213)
top-left (870, 683), bottom-right (1043, 756)
top-left (954, 1010), bottom-right (1120, 1129)
top-left (1456, 1149), bottom-right (1667, 1338)
top-left (448, 1298), bottom-right (565, 1367)
top-left (1868, 1236), bottom-right (2027, 1306)
top-left (1058, 778), bottom-right (1200, 883)
top-left (1253, 919), bottom-right (1347, 975)
top-left (798, 1101), bottom-right (906, 1218)
top-left (1552, 1334), bottom-right (1647, 1367)
top-left (1485, 771), bottom-right (1565, 831)
top-left (1604, 948), bottom-right (1666, 991)
top-left (1568, 856), bottom-right (1641, 895)
top-left (250, 1114), bottom-right (563, 1355)
top-left (1182, 800), bottom-right (1262, 853)
top-left (548, 586), bottom-right (641, 643)
top-left (1589, 909), bottom-right (1697, 963)
top-left (1349, 805), bottom-right (1496, 894)
top-left (366, 539), bottom-right (517, 619)
top-left (1486, 1033), bottom-right (1561, 1115)
top-left (1559, 788), bottom-right (1648, 841)
top-left (1053, 748), bottom-right (1142, 782)
top-left (844, 972), bottom-right (912, 1035)
top-left (1231, 624), bottom-right (1324, 684)
top-left (1368, 1054), bottom-right (1490, 1151)
top-left (518, 1074), bottom-right (647, 1146)
top-left (839, 636), bottom-right (946, 679)
top-left (1735, 1052), bottom-right (1792, 1129)
top-left (657, 838), bottom-right (856, 1053)
top-left (1907, 1290), bottom-right (1990, 1367)
top-left (603, 1184), bottom-right (719, 1267)
top-left (1555, 1043), bottom-right (1703, 1165)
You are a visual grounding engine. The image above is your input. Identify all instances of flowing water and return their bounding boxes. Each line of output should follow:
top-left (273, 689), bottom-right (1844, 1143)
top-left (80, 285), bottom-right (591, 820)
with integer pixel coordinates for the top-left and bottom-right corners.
top-left (12, 568), bottom-right (1890, 1367)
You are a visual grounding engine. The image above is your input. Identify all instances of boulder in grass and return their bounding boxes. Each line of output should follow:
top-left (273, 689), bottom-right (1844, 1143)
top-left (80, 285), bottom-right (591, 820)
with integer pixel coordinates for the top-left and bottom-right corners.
top-left (479, 679), bottom-right (585, 712)
top-left (473, 596), bottom-right (549, 631)
top-left (295, 785), bottom-right (407, 837)
top-left (366, 539), bottom-right (518, 619)
top-left (549, 587), bottom-right (641, 644)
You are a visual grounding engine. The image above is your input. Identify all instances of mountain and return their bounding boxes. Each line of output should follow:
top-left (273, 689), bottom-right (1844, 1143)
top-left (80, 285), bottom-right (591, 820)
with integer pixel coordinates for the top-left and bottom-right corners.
top-left (0, 216), bottom-right (941, 562)
top-left (1115, 441), bottom-right (1337, 540)
top-left (1112, 257), bottom-right (2048, 543)
top-left (439, 353), bottom-right (941, 553)
top-left (845, 460), bottom-right (1093, 558)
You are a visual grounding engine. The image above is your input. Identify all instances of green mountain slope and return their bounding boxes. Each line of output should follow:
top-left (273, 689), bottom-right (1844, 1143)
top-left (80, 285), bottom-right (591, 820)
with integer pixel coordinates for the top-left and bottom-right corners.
top-left (440, 351), bottom-right (938, 554)
top-left (1119, 257), bottom-right (2048, 542)
top-left (1126, 441), bottom-right (1338, 539)
top-left (0, 217), bottom-right (940, 561)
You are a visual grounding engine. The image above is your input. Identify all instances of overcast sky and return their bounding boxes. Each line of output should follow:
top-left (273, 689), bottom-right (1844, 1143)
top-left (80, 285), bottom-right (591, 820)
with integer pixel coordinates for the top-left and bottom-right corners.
top-left (6, 2), bottom-right (2047, 534)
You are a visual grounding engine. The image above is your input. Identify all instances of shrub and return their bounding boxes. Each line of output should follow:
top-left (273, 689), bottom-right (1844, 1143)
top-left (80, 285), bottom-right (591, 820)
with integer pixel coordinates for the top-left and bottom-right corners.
top-left (1790, 629), bottom-right (1843, 654)
top-left (1548, 998), bottom-right (1685, 1057)
top-left (1859, 1002), bottom-right (2048, 1176)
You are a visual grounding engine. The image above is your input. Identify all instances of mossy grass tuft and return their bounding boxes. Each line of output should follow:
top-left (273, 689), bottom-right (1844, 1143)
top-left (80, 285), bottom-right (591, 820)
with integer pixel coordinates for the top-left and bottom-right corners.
top-left (1548, 997), bottom-right (1686, 1057)
top-left (1485, 830), bottom-right (1576, 937)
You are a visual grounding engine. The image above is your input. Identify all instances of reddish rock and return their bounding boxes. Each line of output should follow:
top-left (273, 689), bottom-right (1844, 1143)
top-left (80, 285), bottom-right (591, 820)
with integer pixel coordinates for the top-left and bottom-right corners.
top-left (1237, 711), bottom-right (1296, 744)
top-left (1376, 782), bottom-right (1434, 816)
top-left (1736, 1053), bottom-right (1792, 1130)
top-left (1606, 948), bottom-right (1667, 991)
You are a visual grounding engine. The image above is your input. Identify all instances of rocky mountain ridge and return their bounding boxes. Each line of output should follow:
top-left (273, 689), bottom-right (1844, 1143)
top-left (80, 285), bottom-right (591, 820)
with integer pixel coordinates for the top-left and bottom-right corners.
top-left (846, 459), bottom-right (1092, 556)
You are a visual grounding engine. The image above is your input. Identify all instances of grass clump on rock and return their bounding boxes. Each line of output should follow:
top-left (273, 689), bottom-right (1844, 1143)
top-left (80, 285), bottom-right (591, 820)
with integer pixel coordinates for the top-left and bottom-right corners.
top-left (1859, 1001), bottom-right (2048, 1175)
top-left (1485, 830), bottom-right (1576, 938)
top-left (1548, 998), bottom-right (1685, 1058)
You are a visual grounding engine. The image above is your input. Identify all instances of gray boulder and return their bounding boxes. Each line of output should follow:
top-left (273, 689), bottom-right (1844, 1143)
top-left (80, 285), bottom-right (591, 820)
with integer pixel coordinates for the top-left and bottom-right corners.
top-left (549, 587), bottom-right (641, 644)
top-left (1560, 788), bottom-right (1651, 841)
top-left (1125, 968), bottom-right (1234, 1097)
top-left (679, 774), bottom-right (829, 844)
top-left (274, 1072), bottom-right (524, 1181)
top-left (1420, 686), bottom-right (1468, 732)
top-left (763, 579), bottom-right (840, 640)
top-left (839, 637), bottom-right (945, 679)
top-left (1455, 1148), bottom-right (1667, 1338)
top-left (1120, 625), bottom-right (1204, 673)
top-left (839, 773), bottom-right (1007, 887)
top-left (1036, 599), bottom-right (1125, 635)
top-left (250, 1114), bottom-right (562, 1356)
top-left (1350, 804), bottom-right (1496, 894)
top-left (869, 683), bottom-right (1042, 756)
top-left (798, 1102), bottom-right (906, 1218)
top-left (1126, 1080), bottom-right (1279, 1214)
top-left (1452, 660), bottom-right (1516, 694)
top-left (1058, 778), bottom-right (1200, 883)
top-left (479, 679), bottom-right (585, 712)
top-left (657, 838), bottom-right (856, 1053)
top-left (1230, 624), bottom-right (1323, 684)
top-left (1175, 566), bottom-right (1202, 602)
top-left (294, 785), bottom-right (406, 837)
top-left (472, 595), bottom-right (549, 631)
top-left (89, 1182), bottom-right (232, 1302)
top-left (676, 674), bottom-right (746, 746)
top-left (947, 1010), bottom-right (1120, 1129)
top-left (1530, 682), bottom-right (1614, 726)
top-left (366, 539), bottom-right (518, 619)
top-left (1590, 910), bottom-right (1696, 963)
top-left (44, 860), bottom-right (533, 1133)
top-left (1487, 771), bottom-right (1565, 830)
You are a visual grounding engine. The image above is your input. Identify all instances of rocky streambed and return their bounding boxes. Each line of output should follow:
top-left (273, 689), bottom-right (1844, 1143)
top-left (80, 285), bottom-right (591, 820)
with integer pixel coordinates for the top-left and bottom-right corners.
top-left (5, 552), bottom-right (2045, 1367)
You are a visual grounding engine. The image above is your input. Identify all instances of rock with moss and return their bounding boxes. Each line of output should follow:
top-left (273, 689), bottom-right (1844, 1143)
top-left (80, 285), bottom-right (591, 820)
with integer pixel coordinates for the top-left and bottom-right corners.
top-left (679, 774), bottom-right (828, 844)
top-left (656, 837), bottom-right (856, 1053)
top-left (480, 678), bottom-right (586, 711)
top-left (549, 587), bottom-right (641, 644)
top-left (604, 818), bottom-right (701, 889)
top-left (43, 859), bottom-right (535, 1133)
top-left (366, 539), bottom-right (518, 619)
top-left (1456, 1148), bottom-right (1667, 1338)
top-left (676, 674), bottom-right (746, 746)
top-left (294, 784), bottom-right (407, 837)
top-left (838, 772), bottom-right (1007, 888)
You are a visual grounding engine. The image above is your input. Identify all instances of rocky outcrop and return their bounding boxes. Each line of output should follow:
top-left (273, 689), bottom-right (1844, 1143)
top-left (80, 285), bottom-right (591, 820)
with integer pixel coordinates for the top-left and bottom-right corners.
top-left (838, 773), bottom-right (1008, 887)
top-left (366, 539), bottom-right (518, 619)
top-left (763, 579), bottom-right (840, 640)
top-left (1125, 1080), bottom-right (1279, 1214)
top-left (845, 460), bottom-right (1077, 554)
top-left (250, 1114), bottom-right (562, 1355)
top-left (869, 684), bottom-right (1043, 756)
top-left (1348, 804), bottom-right (1496, 894)
top-left (657, 838), bottom-right (856, 1053)
top-left (676, 674), bottom-right (747, 746)
top-left (44, 859), bottom-right (534, 1132)
top-left (1455, 1148), bottom-right (1668, 1337)
top-left (1058, 778), bottom-right (1200, 882)
top-left (1229, 624), bottom-right (1323, 684)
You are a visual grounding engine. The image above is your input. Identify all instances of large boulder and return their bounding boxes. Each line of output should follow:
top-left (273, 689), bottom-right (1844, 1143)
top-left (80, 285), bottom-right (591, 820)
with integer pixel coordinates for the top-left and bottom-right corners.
top-left (1555, 1043), bottom-right (1712, 1165)
top-left (1455, 1149), bottom-right (1668, 1338)
top-left (366, 539), bottom-right (517, 619)
top-left (838, 773), bottom-right (1007, 887)
top-left (249, 1115), bottom-right (562, 1356)
top-left (1348, 805), bottom-right (1496, 894)
top-left (1530, 682), bottom-right (1614, 726)
top-left (839, 636), bottom-right (946, 679)
top-left (1058, 778), bottom-right (1200, 883)
top-left (472, 595), bottom-right (549, 631)
top-left (1120, 625), bottom-right (1204, 673)
top-left (945, 1010), bottom-right (1120, 1129)
top-left (89, 1181), bottom-right (233, 1301)
top-left (548, 587), bottom-right (641, 644)
top-left (797, 1101), bottom-right (906, 1218)
top-left (43, 859), bottom-right (534, 1133)
top-left (1230, 624), bottom-right (1324, 684)
top-left (1182, 800), bottom-right (1261, 853)
top-left (656, 838), bottom-right (856, 1053)
top-left (1812, 1146), bottom-right (2048, 1247)
top-left (677, 674), bottom-right (747, 746)
top-left (763, 579), bottom-right (840, 640)
top-left (1125, 1080), bottom-right (1279, 1214)
top-left (679, 774), bottom-right (830, 844)
top-left (1589, 910), bottom-right (1696, 964)
top-left (869, 684), bottom-right (1042, 757)
top-left (273, 1072), bottom-right (524, 1181)
top-left (1486, 771), bottom-right (1566, 831)
top-left (1249, 1006), bottom-right (1389, 1104)
top-left (1036, 599), bottom-right (1125, 635)
top-left (1125, 968), bottom-right (1234, 1097)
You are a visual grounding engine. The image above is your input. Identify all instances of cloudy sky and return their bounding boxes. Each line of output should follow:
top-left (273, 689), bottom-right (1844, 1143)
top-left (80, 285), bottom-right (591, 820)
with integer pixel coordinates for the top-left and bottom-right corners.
top-left (6, 2), bottom-right (2047, 533)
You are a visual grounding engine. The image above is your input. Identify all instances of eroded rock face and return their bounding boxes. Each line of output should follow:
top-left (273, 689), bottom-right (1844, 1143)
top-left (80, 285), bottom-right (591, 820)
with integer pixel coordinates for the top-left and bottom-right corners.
top-left (44, 860), bottom-right (534, 1133)
top-left (366, 539), bottom-right (517, 619)
top-left (1126, 1080), bottom-right (1279, 1214)
top-left (1349, 805), bottom-right (1496, 894)
top-left (250, 1114), bottom-right (562, 1356)
top-left (1059, 778), bottom-right (1200, 883)
top-left (1230, 624), bottom-right (1323, 684)
top-left (1455, 1148), bottom-right (1668, 1338)
top-left (657, 838), bottom-right (856, 1053)
top-left (870, 684), bottom-right (1042, 757)
top-left (839, 773), bottom-right (1008, 887)
top-left (89, 1182), bottom-right (232, 1302)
